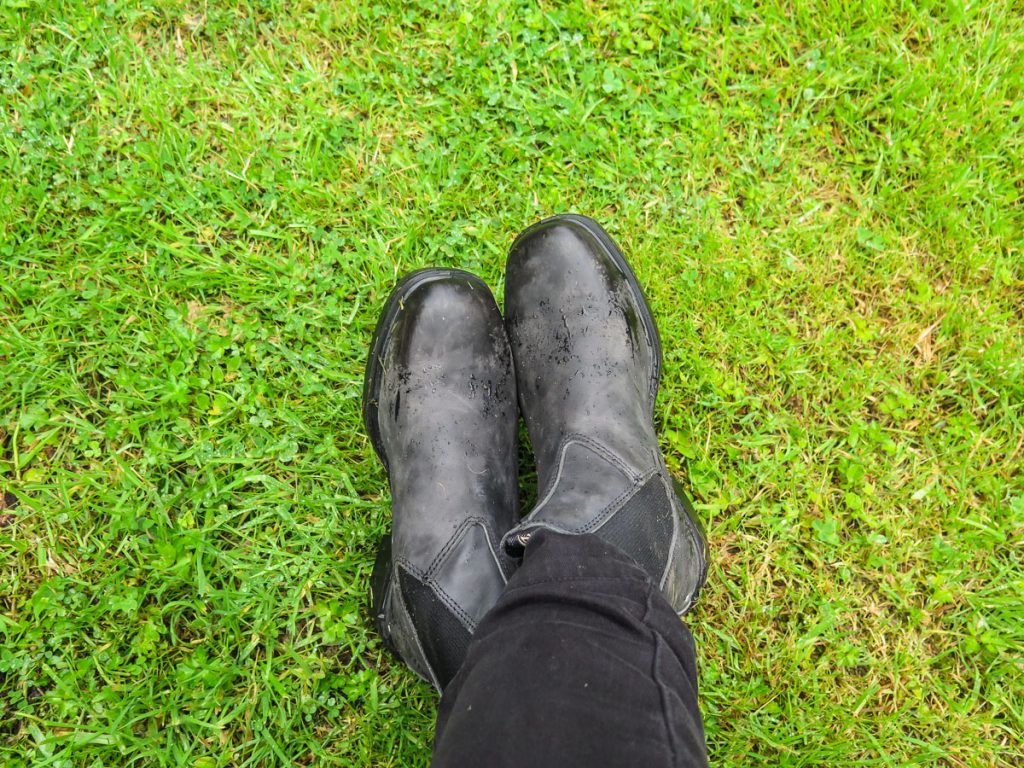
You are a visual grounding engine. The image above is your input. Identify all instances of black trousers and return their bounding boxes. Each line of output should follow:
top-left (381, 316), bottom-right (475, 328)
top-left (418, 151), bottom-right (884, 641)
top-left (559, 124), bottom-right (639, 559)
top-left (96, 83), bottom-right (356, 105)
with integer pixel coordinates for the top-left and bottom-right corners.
top-left (432, 531), bottom-right (709, 767)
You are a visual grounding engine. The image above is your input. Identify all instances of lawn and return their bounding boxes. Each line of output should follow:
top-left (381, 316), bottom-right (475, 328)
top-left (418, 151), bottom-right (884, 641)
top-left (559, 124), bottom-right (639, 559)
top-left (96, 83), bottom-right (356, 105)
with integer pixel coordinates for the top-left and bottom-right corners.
top-left (1, 0), bottom-right (1022, 765)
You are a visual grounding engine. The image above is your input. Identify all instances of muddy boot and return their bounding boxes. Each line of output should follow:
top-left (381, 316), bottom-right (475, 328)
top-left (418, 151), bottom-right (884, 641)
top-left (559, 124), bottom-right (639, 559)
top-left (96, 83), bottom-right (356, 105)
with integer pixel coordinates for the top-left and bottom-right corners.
top-left (500, 215), bottom-right (707, 614)
top-left (364, 269), bottom-right (518, 689)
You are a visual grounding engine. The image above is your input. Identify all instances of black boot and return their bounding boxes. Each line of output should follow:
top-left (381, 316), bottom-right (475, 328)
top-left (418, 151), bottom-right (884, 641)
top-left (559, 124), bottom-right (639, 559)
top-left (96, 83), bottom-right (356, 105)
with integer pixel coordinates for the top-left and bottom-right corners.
top-left (364, 269), bottom-right (518, 689)
top-left (500, 215), bottom-right (708, 614)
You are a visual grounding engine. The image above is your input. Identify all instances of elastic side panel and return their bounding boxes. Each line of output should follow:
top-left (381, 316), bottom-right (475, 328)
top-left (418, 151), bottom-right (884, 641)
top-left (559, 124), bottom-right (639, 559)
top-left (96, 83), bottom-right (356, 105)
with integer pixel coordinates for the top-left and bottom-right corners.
top-left (596, 475), bottom-right (673, 580)
top-left (397, 567), bottom-right (472, 689)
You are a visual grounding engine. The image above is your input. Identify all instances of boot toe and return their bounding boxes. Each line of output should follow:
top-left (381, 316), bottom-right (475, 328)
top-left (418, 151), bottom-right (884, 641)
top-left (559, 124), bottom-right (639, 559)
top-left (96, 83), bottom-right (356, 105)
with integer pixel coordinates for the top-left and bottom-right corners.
top-left (389, 274), bottom-right (507, 371)
top-left (506, 217), bottom-right (624, 306)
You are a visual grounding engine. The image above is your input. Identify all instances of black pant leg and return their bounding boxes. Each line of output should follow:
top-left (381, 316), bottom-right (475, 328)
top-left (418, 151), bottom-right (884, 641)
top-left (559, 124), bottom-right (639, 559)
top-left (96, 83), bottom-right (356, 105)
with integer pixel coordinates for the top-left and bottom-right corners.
top-left (432, 531), bottom-right (709, 768)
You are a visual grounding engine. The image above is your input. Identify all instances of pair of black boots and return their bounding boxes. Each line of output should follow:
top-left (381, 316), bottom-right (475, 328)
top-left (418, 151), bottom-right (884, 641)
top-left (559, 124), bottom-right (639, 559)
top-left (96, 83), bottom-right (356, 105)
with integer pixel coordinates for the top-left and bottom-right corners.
top-left (363, 215), bottom-right (708, 690)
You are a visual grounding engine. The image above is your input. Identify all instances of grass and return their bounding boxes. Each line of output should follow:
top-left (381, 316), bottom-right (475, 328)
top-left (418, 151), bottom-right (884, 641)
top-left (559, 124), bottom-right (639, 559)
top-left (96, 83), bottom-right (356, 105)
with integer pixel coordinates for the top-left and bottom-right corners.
top-left (1, 0), bottom-right (1022, 765)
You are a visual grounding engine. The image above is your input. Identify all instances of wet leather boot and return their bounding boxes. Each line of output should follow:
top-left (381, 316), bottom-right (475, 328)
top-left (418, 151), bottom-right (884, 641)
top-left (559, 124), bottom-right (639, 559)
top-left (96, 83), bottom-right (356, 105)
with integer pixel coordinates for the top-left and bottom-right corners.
top-left (500, 215), bottom-right (708, 614)
top-left (363, 269), bottom-right (518, 689)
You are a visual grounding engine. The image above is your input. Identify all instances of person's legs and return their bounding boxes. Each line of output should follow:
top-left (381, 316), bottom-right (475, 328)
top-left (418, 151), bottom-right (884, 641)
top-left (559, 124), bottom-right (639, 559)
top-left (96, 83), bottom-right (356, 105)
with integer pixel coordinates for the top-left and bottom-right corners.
top-left (433, 530), bottom-right (708, 768)
top-left (429, 215), bottom-right (710, 765)
top-left (362, 215), bottom-right (711, 764)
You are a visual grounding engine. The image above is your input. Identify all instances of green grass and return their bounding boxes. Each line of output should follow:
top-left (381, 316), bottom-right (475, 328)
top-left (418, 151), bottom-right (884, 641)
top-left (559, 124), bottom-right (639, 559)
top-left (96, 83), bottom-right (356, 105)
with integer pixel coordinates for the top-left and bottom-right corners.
top-left (1, 0), bottom-right (1022, 765)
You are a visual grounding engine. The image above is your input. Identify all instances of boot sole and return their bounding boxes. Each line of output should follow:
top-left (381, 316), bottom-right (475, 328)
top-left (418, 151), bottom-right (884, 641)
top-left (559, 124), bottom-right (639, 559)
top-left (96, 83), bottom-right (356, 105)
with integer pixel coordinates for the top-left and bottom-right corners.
top-left (362, 268), bottom-right (492, 647)
top-left (510, 213), bottom-right (664, 410)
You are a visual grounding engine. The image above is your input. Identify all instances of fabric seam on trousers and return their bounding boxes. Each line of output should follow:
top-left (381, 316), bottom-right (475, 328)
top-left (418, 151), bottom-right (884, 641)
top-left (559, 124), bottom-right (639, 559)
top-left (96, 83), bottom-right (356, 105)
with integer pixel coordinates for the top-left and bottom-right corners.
top-left (644, 584), bottom-right (680, 766)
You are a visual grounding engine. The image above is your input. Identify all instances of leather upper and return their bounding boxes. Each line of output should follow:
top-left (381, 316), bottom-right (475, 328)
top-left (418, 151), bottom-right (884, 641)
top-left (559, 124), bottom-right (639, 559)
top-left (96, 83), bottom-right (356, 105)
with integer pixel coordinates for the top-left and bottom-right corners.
top-left (371, 272), bottom-right (518, 687)
top-left (502, 220), bottom-right (661, 482)
top-left (501, 216), bottom-right (707, 614)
